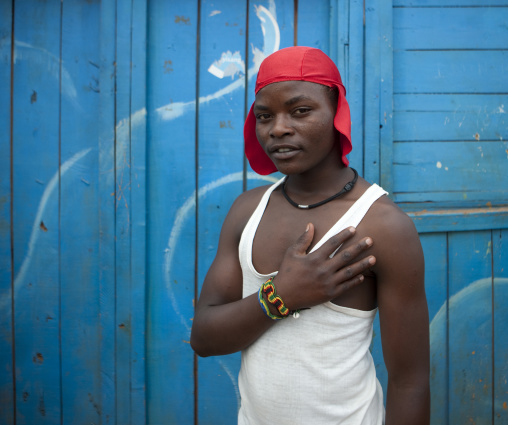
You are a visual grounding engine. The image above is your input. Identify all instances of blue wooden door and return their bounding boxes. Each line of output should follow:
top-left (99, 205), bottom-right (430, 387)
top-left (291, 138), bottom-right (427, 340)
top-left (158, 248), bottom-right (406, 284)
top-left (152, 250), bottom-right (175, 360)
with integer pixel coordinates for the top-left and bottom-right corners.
top-left (1, 1), bottom-right (507, 424)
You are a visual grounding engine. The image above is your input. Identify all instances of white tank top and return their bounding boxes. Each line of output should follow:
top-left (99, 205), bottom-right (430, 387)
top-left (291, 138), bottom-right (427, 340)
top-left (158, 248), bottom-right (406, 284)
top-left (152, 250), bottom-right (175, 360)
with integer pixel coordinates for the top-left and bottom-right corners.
top-left (238, 177), bottom-right (387, 425)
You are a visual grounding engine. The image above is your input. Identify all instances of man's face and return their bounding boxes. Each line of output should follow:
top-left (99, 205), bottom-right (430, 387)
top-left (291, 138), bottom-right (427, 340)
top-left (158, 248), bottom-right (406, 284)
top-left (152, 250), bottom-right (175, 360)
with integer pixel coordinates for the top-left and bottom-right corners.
top-left (253, 80), bottom-right (339, 176)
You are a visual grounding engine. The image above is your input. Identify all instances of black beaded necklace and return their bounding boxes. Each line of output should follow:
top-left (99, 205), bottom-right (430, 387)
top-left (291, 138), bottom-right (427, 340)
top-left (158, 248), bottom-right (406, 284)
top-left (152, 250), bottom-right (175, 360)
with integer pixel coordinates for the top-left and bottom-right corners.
top-left (281, 168), bottom-right (358, 209)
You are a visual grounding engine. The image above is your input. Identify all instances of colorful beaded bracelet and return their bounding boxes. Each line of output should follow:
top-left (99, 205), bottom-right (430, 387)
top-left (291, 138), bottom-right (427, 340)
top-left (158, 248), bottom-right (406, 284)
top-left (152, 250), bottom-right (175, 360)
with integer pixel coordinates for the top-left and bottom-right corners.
top-left (258, 287), bottom-right (285, 321)
top-left (261, 277), bottom-right (290, 317)
top-left (258, 277), bottom-right (305, 320)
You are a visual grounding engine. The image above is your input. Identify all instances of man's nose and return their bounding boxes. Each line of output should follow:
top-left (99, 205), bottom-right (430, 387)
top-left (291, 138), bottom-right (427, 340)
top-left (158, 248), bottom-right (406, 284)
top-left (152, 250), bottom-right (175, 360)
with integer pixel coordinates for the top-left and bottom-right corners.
top-left (269, 114), bottom-right (294, 138)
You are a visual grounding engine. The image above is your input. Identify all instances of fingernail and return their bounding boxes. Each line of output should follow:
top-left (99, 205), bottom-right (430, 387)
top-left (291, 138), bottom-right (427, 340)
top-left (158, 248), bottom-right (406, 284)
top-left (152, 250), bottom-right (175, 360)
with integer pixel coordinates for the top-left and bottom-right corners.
top-left (349, 227), bottom-right (356, 233)
top-left (305, 224), bottom-right (310, 232)
top-left (365, 238), bottom-right (373, 246)
top-left (369, 256), bottom-right (376, 265)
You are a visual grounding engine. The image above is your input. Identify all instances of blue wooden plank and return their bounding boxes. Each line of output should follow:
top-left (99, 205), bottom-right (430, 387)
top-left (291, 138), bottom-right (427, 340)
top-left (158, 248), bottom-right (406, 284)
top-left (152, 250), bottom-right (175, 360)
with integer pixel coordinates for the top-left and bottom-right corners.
top-left (115, 2), bottom-right (135, 423)
top-left (98, 0), bottom-right (117, 421)
top-left (245, 0), bottom-right (293, 191)
top-left (12, 1), bottom-right (62, 423)
top-left (146, 1), bottom-right (198, 423)
top-left (410, 208), bottom-right (508, 233)
top-left (328, 0), bottom-right (338, 64)
top-left (394, 50), bottom-right (508, 94)
top-left (335, 0), bottom-right (349, 89)
top-left (0, 2), bottom-right (14, 424)
top-left (448, 231), bottom-right (493, 424)
top-left (297, 0), bottom-right (329, 51)
top-left (394, 7), bottom-right (508, 51)
top-left (347, 0), bottom-right (365, 174)
top-left (363, 1), bottom-right (382, 184)
top-left (393, 141), bottom-right (508, 200)
top-left (493, 229), bottom-right (508, 425)
top-left (421, 233), bottom-right (448, 425)
top-left (59, 1), bottom-right (101, 423)
top-left (129, 1), bottom-right (148, 423)
top-left (394, 94), bottom-right (508, 142)
top-left (196, 1), bottom-right (248, 422)
top-left (378, 0), bottom-right (394, 194)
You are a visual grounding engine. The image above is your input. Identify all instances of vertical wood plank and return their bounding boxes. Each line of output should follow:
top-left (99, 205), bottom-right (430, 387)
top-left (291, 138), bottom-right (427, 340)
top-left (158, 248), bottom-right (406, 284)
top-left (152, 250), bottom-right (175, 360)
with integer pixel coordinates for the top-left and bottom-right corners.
top-left (378, 0), bottom-right (393, 194)
top-left (196, 1), bottom-right (247, 422)
top-left (98, 0), bottom-right (117, 421)
top-left (130, 1), bottom-right (148, 422)
top-left (59, 1), bottom-right (101, 423)
top-left (493, 229), bottom-right (508, 425)
top-left (146, 1), bottom-right (198, 423)
top-left (448, 231), bottom-right (493, 424)
top-left (115, 2), bottom-right (134, 422)
top-left (335, 0), bottom-right (349, 89)
top-left (422, 233), bottom-right (449, 425)
top-left (347, 0), bottom-right (365, 174)
top-left (12, 0), bottom-right (62, 423)
top-left (0, 1), bottom-right (14, 424)
top-left (297, 0), bottom-right (329, 52)
top-left (363, 0), bottom-right (381, 184)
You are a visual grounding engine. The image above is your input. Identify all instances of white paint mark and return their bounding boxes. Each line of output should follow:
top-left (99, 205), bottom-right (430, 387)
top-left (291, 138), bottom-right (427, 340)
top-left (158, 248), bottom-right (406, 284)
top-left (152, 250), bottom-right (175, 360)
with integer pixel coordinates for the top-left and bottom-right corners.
top-left (444, 117), bottom-right (449, 125)
top-left (164, 172), bottom-right (278, 334)
top-left (156, 5), bottom-right (280, 121)
top-left (209, 10), bottom-right (222, 17)
top-left (429, 277), bottom-right (508, 419)
top-left (498, 104), bottom-right (505, 114)
top-left (0, 148), bottom-right (91, 311)
top-left (14, 40), bottom-right (79, 109)
top-left (430, 277), bottom-right (508, 341)
top-left (436, 161), bottom-right (442, 169)
top-left (208, 51), bottom-right (245, 79)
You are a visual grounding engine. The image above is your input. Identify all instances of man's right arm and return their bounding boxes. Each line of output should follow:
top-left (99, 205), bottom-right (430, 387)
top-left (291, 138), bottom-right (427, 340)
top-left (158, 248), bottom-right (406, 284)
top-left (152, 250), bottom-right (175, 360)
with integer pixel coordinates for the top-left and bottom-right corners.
top-left (190, 190), bottom-right (276, 357)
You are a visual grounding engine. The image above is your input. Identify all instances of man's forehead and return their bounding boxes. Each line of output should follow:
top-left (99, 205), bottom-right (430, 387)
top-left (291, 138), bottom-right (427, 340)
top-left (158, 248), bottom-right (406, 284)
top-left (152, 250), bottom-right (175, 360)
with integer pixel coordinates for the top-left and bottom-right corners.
top-left (254, 80), bottom-right (332, 106)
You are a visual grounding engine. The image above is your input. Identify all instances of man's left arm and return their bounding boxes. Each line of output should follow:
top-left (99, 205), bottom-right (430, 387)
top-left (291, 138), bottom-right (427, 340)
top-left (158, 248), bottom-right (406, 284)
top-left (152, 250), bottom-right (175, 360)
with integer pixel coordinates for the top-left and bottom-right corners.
top-left (371, 205), bottom-right (430, 425)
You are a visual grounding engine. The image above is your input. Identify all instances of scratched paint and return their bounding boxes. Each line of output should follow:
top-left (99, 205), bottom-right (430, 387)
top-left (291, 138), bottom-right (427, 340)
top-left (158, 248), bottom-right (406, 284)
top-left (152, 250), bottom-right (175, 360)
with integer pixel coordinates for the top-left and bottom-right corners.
top-left (13, 41), bottom-right (80, 109)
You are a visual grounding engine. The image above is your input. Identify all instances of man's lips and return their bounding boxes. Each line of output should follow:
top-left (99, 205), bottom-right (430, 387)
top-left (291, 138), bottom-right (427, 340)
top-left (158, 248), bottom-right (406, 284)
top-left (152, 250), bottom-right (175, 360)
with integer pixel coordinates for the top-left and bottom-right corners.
top-left (269, 145), bottom-right (301, 160)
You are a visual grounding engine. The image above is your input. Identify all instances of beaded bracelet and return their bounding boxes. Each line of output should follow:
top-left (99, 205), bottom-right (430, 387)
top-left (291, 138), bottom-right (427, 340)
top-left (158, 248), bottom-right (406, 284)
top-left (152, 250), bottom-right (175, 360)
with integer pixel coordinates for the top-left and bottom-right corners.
top-left (258, 277), bottom-right (305, 320)
top-left (258, 286), bottom-right (285, 320)
top-left (261, 277), bottom-right (290, 317)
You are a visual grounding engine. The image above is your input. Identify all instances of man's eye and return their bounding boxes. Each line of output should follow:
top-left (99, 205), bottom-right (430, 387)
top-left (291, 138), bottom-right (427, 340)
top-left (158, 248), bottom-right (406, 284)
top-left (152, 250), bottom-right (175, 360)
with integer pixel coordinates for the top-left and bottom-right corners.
top-left (294, 107), bottom-right (311, 115)
top-left (256, 113), bottom-right (271, 120)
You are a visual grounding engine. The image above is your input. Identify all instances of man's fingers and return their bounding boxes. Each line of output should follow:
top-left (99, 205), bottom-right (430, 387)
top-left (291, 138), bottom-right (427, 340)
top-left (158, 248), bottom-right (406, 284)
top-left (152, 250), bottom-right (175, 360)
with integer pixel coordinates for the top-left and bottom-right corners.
top-left (331, 236), bottom-right (373, 266)
top-left (335, 255), bottom-right (376, 283)
top-left (314, 226), bottom-right (357, 259)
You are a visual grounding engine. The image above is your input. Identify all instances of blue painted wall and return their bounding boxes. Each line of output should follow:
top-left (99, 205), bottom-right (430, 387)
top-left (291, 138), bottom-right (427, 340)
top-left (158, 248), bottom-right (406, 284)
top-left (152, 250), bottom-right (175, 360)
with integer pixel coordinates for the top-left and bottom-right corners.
top-left (1, 0), bottom-right (507, 424)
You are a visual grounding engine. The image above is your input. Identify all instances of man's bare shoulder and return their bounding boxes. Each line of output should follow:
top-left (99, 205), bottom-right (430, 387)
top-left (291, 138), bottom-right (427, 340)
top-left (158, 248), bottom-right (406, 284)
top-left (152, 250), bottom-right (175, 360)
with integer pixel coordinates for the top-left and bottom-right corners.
top-left (365, 190), bottom-right (417, 238)
top-left (223, 183), bottom-right (274, 239)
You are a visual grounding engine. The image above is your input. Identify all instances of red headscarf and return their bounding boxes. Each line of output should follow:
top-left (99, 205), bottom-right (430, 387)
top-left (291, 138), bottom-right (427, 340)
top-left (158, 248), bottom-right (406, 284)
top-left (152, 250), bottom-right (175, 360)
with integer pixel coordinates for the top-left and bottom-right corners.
top-left (244, 46), bottom-right (352, 175)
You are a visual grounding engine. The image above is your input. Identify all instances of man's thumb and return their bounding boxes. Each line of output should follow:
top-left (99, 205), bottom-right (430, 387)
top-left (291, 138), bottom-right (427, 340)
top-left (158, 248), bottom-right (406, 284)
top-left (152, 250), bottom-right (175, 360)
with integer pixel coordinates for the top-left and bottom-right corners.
top-left (294, 223), bottom-right (314, 254)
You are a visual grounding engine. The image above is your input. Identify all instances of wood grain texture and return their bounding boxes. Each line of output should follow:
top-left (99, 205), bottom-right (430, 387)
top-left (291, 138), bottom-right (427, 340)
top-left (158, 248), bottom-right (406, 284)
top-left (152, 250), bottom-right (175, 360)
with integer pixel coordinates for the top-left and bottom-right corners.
top-left (0, 1), bottom-right (13, 423)
top-left (59, 1), bottom-right (101, 423)
top-left (145, 1), bottom-right (198, 424)
top-left (196, 1), bottom-right (248, 422)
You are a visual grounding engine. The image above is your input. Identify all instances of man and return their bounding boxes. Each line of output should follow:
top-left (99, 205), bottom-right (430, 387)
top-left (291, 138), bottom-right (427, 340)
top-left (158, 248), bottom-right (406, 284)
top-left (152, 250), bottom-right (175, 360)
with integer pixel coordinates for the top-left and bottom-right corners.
top-left (191, 46), bottom-right (430, 424)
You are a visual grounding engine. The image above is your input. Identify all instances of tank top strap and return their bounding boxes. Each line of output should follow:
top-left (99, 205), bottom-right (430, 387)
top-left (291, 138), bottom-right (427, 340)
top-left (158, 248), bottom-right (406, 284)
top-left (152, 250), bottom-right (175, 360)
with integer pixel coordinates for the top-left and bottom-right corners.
top-left (309, 184), bottom-right (388, 254)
